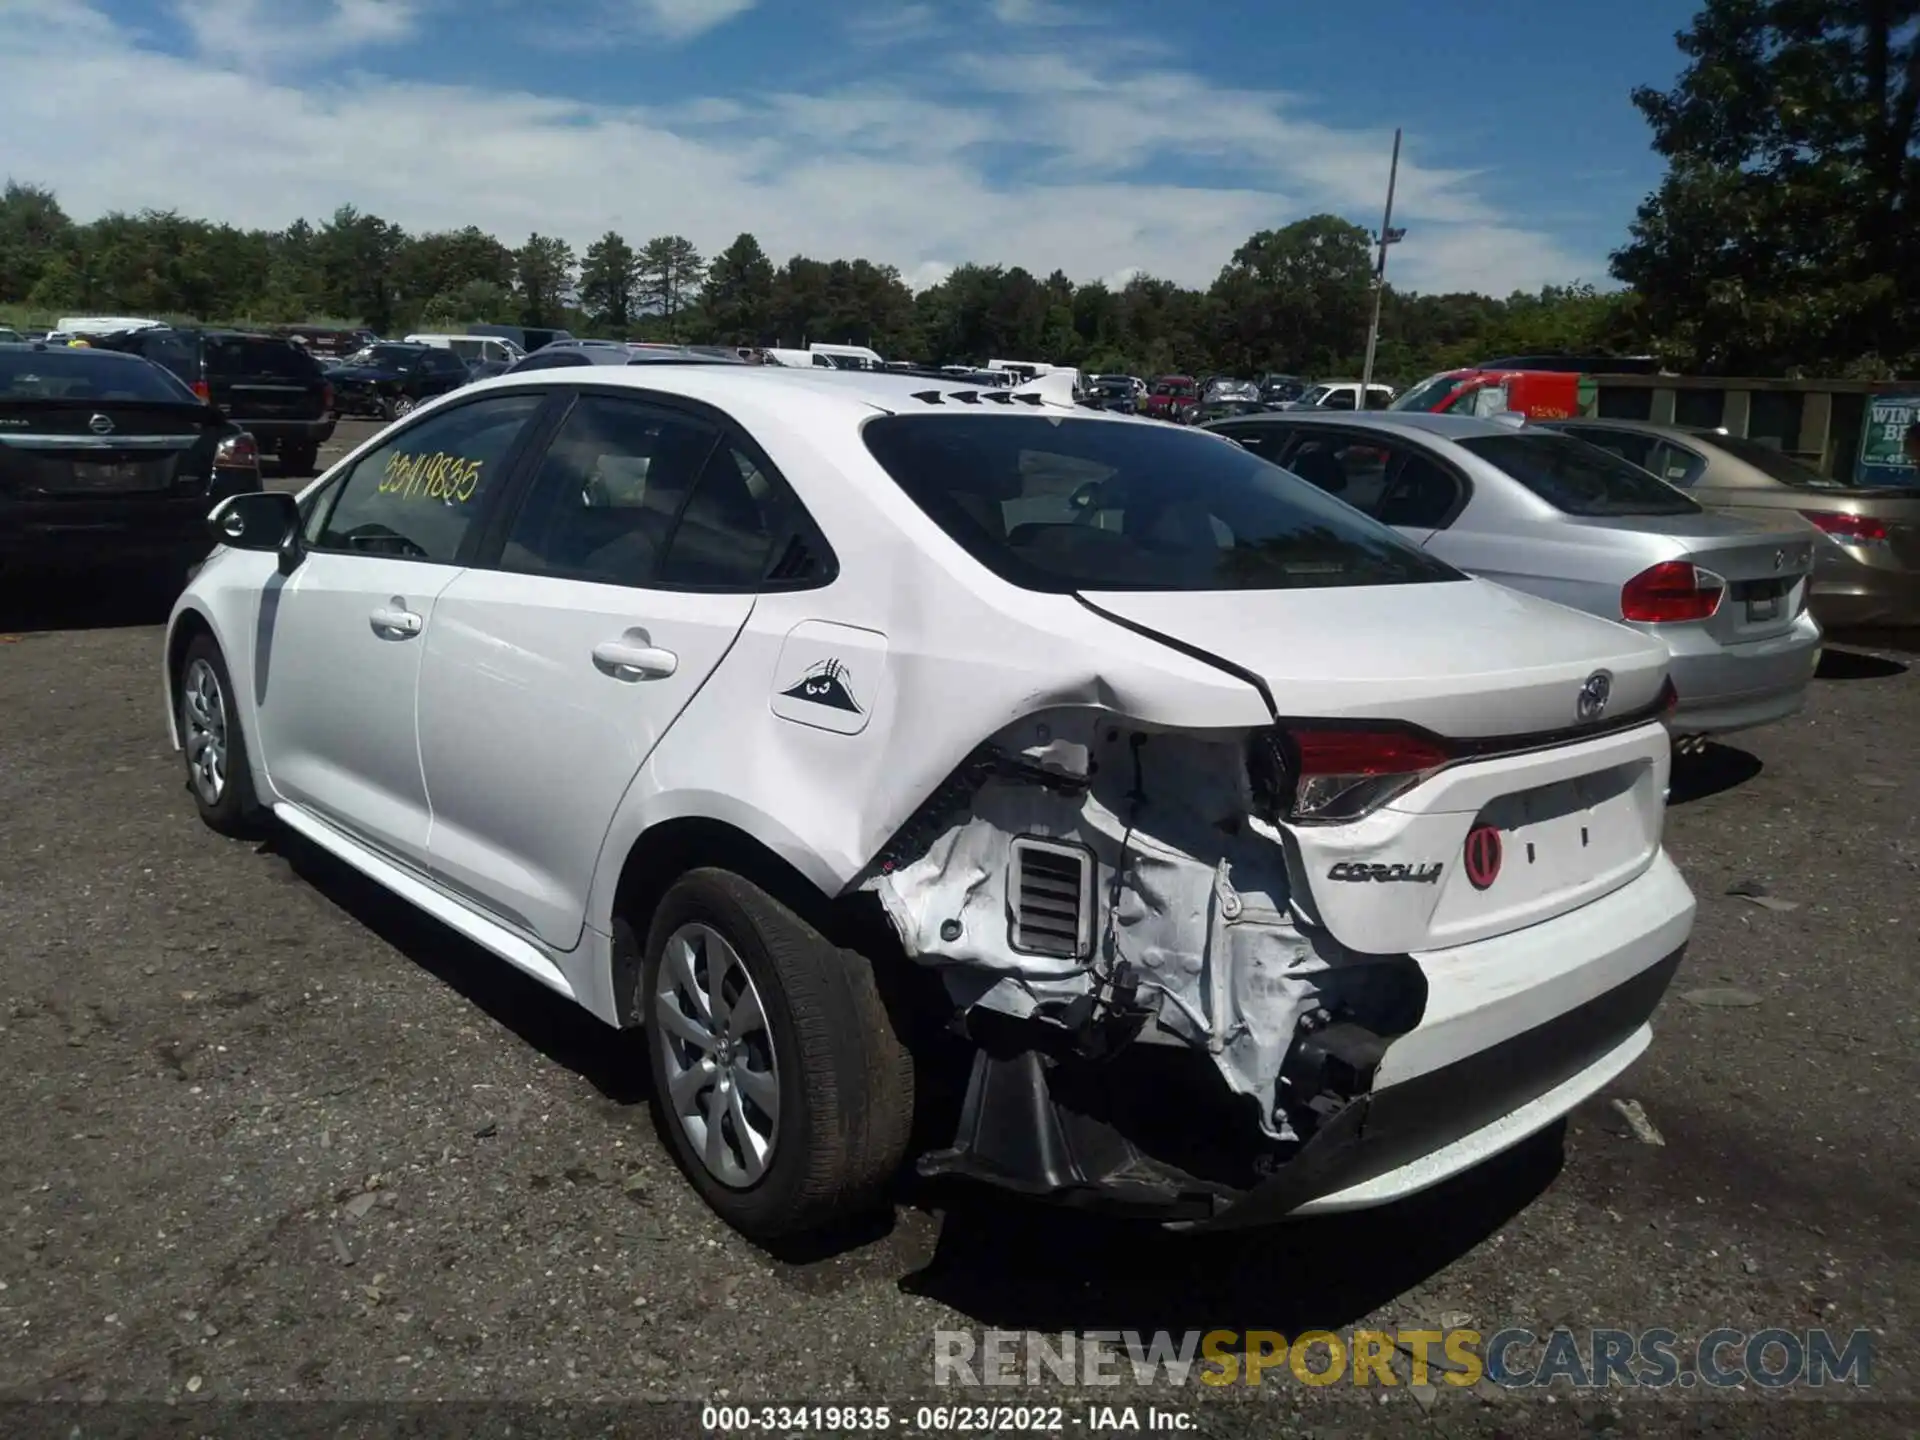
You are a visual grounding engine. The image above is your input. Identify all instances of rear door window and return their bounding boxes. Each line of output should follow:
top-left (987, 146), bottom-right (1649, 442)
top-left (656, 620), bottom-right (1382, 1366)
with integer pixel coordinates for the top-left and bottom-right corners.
top-left (861, 414), bottom-right (1461, 593)
top-left (1457, 432), bottom-right (1702, 517)
top-left (497, 394), bottom-right (720, 587)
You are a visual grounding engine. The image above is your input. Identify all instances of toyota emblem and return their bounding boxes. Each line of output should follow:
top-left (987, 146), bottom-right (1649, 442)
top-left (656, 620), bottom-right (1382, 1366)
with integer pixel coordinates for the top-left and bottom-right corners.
top-left (88, 413), bottom-right (114, 435)
top-left (1464, 825), bottom-right (1503, 891)
top-left (1576, 670), bottom-right (1612, 723)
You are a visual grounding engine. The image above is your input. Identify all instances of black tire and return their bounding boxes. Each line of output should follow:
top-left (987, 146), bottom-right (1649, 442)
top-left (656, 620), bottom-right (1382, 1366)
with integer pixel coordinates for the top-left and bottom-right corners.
top-left (176, 634), bottom-right (264, 838)
top-left (638, 868), bottom-right (914, 1242)
top-left (280, 442), bottom-right (319, 477)
top-left (384, 394), bottom-right (416, 421)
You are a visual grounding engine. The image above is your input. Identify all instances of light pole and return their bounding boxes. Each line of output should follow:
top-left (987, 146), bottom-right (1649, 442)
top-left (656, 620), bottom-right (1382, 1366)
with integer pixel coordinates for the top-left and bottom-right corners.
top-left (1360, 127), bottom-right (1405, 396)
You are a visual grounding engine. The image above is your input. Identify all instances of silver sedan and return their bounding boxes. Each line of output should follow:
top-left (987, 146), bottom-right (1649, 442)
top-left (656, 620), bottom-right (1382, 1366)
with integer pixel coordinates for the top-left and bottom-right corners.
top-left (1202, 410), bottom-right (1823, 742)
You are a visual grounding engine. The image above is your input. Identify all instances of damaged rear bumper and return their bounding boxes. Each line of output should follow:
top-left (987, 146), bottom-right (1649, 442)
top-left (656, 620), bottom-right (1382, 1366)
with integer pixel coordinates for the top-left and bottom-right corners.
top-left (917, 852), bottom-right (1695, 1227)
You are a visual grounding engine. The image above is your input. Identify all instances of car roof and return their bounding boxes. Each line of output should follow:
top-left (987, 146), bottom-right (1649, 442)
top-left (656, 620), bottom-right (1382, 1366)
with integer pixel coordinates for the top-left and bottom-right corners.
top-left (1218, 409), bottom-right (1530, 440)
top-left (461, 362), bottom-right (1149, 429)
top-left (1536, 416), bottom-right (1719, 443)
top-left (0, 341), bottom-right (156, 364)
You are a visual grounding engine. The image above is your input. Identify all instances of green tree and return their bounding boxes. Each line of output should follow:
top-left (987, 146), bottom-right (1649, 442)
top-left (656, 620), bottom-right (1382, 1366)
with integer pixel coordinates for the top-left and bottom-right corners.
top-left (0, 181), bottom-right (74, 303)
top-left (578, 231), bottom-right (640, 331)
top-left (1613, 1), bottom-right (1920, 373)
top-left (316, 205), bottom-right (407, 331)
top-left (702, 232), bottom-right (775, 343)
top-left (637, 235), bottom-right (705, 339)
top-left (1209, 214), bottom-right (1374, 374)
top-left (514, 233), bottom-right (576, 328)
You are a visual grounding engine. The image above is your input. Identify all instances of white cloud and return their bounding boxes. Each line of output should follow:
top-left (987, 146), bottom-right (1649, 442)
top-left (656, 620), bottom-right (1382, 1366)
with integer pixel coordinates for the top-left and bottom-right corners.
top-left (625, 0), bottom-right (759, 40)
top-left (989, 0), bottom-right (1085, 25)
top-left (175, 0), bottom-right (424, 69)
top-left (0, 1), bottom-right (1605, 297)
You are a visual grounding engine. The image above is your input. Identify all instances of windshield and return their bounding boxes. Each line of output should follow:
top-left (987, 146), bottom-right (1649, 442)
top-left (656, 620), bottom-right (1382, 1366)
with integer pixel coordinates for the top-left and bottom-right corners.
top-left (861, 414), bottom-right (1463, 593)
top-left (0, 349), bottom-right (197, 403)
top-left (1701, 433), bottom-right (1845, 489)
top-left (1152, 379), bottom-right (1196, 397)
top-left (1390, 372), bottom-right (1468, 412)
top-left (1458, 432), bottom-right (1703, 517)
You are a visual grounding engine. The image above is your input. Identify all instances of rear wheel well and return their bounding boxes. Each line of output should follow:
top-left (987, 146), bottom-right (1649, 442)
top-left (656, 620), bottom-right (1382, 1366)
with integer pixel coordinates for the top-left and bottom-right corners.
top-left (609, 818), bottom-right (840, 1027)
top-left (607, 818), bottom-right (942, 1040)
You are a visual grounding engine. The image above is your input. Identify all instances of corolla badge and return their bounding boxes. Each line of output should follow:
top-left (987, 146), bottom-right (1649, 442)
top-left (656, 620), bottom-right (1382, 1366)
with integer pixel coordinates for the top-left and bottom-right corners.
top-left (88, 413), bottom-right (114, 435)
top-left (779, 658), bottom-right (862, 714)
top-left (1577, 670), bottom-right (1612, 723)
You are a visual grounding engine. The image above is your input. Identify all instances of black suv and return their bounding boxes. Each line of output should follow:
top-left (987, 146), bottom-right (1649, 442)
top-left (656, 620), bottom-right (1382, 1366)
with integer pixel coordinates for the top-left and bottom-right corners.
top-left (89, 328), bottom-right (335, 475)
top-left (323, 343), bottom-right (472, 420)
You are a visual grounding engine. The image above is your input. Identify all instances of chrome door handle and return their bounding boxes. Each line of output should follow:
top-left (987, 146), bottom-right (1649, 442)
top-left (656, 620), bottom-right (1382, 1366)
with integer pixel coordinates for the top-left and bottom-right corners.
top-left (369, 606), bottom-right (423, 637)
top-left (592, 640), bottom-right (678, 679)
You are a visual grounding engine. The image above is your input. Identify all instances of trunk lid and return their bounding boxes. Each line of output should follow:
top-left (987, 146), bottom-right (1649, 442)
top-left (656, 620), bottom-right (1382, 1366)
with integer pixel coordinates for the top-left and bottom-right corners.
top-left (0, 399), bottom-right (217, 496)
top-left (1081, 576), bottom-right (1671, 738)
top-left (1081, 577), bottom-right (1677, 954)
top-left (1566, 508), bottom-right (1819, 642)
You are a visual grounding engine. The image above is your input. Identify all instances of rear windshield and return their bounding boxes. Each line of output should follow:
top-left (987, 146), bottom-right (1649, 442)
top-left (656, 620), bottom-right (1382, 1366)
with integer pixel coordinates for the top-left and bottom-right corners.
top-left (0, 349), bottom-right (196, 403)
top-left (206, 336), bottom-right (321, 380)
top-left (861, 414), bottom-right (1463, 593)
top-left (1703, 433), bottom-right (1845, 489)
top-left (1458, 432), bottom-right (1702, 517)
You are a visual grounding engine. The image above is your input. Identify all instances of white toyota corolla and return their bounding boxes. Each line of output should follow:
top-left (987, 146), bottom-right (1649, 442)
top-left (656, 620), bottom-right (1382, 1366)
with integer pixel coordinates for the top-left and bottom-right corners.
top-left (163, 364), bottom-right (1697, 1241)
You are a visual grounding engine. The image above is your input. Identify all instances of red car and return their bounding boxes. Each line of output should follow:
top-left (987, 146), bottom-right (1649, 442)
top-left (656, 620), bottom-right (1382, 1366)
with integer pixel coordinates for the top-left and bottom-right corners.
top-left (1141, 374), bottom-right (1200, 423)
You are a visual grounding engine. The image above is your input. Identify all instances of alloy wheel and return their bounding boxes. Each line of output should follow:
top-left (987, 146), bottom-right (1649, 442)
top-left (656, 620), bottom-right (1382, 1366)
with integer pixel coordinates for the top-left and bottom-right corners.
top-left (655, 922), bottom-right (781, 1188)
top-left (181, 657), bottom-right (228, 807)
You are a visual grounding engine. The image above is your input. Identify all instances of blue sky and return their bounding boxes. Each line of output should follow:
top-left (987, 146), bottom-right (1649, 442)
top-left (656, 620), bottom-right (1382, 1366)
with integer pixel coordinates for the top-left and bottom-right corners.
top-left (3, 0), bottom-right (1700, 295)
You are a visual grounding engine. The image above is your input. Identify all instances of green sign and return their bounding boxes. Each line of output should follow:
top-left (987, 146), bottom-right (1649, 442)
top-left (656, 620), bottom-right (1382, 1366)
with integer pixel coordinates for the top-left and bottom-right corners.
top-left (1856, 391), bottom-right (1920, 486)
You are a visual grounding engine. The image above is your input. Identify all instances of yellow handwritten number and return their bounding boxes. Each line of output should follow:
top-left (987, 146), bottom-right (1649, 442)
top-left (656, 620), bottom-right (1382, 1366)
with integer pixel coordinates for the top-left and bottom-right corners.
top-left (376, 451), bottom-right (483, 503)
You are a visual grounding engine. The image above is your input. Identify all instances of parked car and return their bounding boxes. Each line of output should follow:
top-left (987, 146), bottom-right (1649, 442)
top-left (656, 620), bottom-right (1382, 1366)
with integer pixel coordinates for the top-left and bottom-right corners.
top-left (1204, 410), bottom-right (1822, 744)
top-left (1, 341), bottom-right (261, 582)
top-left (1258, 373), bottom-right (1311, 405)
top-left (1290, 380), bottom-right (1396, 412)
top-left (327, 342), bottom-right (473, 419)
top-left (165, 364), bottom-right (1695, 1242)
top-left (1087, 375), bottom-right (1139, 413)
top-left (1140, 374), bottom-right (1200, 422)
top-left (502, 344), bottom-right (747, 374)
top-left (404, 333), bottom-right (525, 370)
top-left (467, 323), bottom-right (573, 353)
top-left (85, 326), bottom-right (335, 476)
top-left (1192, 378), bottom-right (1269, 424)
top-left (1541, 418), bottom-right (1920, 629)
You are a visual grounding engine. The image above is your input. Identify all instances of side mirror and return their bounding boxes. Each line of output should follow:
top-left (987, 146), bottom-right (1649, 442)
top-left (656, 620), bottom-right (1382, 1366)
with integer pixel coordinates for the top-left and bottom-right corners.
top-left (209, 490), bottom-right (301, 568)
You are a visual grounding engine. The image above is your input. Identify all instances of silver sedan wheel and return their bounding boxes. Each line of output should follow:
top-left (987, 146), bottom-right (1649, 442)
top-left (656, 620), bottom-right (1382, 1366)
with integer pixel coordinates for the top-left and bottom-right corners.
top-left (181, 657), bottom-right (228, 807)
top-left (655, 923), bottom-right (781, 1189)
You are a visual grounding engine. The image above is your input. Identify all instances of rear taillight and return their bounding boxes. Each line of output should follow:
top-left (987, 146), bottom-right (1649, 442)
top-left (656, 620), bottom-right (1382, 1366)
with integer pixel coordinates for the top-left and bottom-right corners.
top-left (322, 383), bottom-right (335, 413)
top-left (1249, 725), bottom-right (1454, 825)
top-left (191, 380), bottom-right (211, 402)
top-left (1621, 560), bottom-right (1725, 623)
top-left (215, 432), bottom-right (260, 470)
top-left (1800, 509), bottom-right (1889, 548)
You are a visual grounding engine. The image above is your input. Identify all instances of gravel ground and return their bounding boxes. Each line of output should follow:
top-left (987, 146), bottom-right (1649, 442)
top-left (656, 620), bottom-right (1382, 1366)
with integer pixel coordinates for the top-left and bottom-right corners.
top-left (1, 447), bottom-right (1915, 1436)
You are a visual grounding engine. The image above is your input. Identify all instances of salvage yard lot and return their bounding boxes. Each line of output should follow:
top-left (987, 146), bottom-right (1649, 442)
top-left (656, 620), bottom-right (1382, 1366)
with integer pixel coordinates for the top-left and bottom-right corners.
top-left (1, 438), bottom-right (1916, 1433)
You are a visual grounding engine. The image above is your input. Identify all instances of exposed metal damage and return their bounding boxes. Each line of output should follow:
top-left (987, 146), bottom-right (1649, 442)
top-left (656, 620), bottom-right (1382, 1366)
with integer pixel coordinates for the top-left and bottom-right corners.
top-left (863, 708), bottom-right (1427, 1169)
